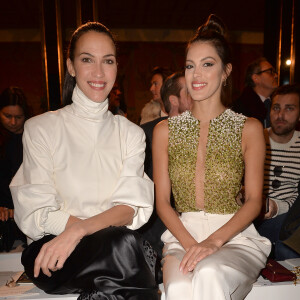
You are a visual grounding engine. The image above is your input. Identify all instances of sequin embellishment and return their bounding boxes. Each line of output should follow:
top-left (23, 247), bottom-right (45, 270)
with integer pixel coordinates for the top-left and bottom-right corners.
top-left (168, 109), bottom-right (246, 214)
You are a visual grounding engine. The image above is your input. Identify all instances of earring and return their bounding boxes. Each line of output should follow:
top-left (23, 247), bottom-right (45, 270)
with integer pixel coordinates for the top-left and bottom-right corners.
top-left (223, 78), bottom-right (227, 87)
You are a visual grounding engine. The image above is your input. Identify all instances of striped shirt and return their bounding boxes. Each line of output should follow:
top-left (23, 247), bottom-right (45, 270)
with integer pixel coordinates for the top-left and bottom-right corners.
top-left (264, 129), bottom-right (300, 216)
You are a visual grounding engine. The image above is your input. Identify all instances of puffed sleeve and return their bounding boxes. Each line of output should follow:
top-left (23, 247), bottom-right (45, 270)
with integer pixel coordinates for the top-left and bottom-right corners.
top-left (110, 118), bottom-right (154, 230)
top-left (10, 116), bottom-right (70, 241)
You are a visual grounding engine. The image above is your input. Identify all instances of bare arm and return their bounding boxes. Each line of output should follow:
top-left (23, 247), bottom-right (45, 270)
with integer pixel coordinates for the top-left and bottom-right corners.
top-left (180, 118), bottom-right (265, 273)
top-left (153, 121), bottom-right (198, 251)
top-left (66, 205), bottom-right (134, 232)
top-left (208, 119), bottom-right (265, 240)
top-left (34, 205), bottom-right (134, 278)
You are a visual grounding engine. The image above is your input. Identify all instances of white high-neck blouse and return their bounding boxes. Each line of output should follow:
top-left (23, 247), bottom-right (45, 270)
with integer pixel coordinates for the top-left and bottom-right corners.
top-left (10, 85), bottom-right (154, 242)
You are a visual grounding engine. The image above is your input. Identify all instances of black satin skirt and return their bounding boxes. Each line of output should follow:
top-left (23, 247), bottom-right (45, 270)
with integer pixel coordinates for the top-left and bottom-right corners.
top-left (21, 226), bottom-right (158, 299)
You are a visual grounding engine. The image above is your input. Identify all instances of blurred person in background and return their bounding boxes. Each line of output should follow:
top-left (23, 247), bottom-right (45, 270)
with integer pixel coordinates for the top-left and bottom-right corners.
top-left (0, 86), bottom-right (29, 250)
top-left (139, 71), bottom-right (192, 284)
top-left (108, 81), bottom-right (127, 117)
top-left (149, 66), bottom-right (172, 117)
top-left (233, 57), bottom-right (278, 128)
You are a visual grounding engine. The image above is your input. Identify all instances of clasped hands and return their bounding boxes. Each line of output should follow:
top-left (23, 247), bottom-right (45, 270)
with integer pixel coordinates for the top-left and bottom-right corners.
top-left (179, 238), bottom-right (221, 274)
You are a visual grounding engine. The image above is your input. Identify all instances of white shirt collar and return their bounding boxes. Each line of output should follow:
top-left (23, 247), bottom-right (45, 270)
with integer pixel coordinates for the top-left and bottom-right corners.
top-left (68, 85), bottom-right (109, 121)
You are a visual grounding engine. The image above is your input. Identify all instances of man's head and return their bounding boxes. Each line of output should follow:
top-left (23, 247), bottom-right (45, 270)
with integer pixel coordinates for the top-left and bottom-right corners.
top-left (160, 72), bottom-right (192, 117)
top-left (270, 84), bottom-right (300, 141)
top-left (245, 57), bottom-right (278, 98)
top-left (149, 67), bottom-right (171, 102)
top-left (109, 82), bottom-right (122, 108)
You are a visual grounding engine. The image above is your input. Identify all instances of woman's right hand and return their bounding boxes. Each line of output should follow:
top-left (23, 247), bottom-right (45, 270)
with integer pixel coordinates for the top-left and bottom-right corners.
top-left (34, 221), bottom-right (85, 278)
top-left (179, 238), bottom-right (222, 274)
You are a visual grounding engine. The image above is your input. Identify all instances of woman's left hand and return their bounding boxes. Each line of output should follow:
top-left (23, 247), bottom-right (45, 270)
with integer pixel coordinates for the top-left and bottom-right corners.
top-left (0, 207), bottom-right (13, 221)
top-left (179, 238), bottom-right (221, 274)
top-left (34, 222), bottom-right (85, 278)
top-left (264, 198), bottom-right (278, 219)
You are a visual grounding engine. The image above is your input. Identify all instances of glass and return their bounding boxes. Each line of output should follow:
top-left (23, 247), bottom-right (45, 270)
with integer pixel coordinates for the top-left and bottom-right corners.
top-left (255, 68), bottom-right (277, 76)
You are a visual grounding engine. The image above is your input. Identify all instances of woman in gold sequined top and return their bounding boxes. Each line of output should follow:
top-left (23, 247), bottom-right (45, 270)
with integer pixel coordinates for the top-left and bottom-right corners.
top-left (153, 15), bottom-right (271, 299)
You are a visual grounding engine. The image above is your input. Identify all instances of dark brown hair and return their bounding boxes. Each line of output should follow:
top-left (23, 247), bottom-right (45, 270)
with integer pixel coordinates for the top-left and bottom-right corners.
top-left (187, 14), bottom-right (232, 107)
top-left (244, 57), bottom-right (268, 88)
top-left (0, 87), bottom-right (30, 119)
top-left (62, 22), bottom-right (116, 106)
top-left (151, 66), bottom-right (172, 83)
top-left (0, 86), bottom-right (30, 156)
top-left (271, 84), bottom-right (300, 105)
top-left (160, 72), bottom-right (184, 114)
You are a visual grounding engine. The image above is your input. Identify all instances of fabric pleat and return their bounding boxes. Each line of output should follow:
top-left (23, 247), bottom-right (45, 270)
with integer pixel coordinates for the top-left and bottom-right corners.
top-left (21, 227), bottom-right (158, 299)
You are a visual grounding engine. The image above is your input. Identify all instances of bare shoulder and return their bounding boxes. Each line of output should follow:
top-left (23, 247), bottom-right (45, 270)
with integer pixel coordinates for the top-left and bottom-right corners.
top-left (153, 119), bottom-right (168, 139)
top-left (243, 117), bottom-right (264, 139)
top-left (242, 117), bottom-right (265, 154)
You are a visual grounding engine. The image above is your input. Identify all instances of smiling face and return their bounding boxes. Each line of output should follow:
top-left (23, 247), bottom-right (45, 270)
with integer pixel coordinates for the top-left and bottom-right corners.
top-left (67, 31), bottom-right (117, 103)
top-left (0, 105), bottom-right (25, 134)
top-left (185, 41), bottom-right (231, 104)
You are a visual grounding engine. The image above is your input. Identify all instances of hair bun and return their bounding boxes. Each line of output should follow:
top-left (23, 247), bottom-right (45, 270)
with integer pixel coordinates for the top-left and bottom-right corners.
top-left (197, 14), bottom-right (226, 37)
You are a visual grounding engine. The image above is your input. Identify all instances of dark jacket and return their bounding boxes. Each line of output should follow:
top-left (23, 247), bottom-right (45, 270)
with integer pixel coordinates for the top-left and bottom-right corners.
top-left (232, 86), bottom-right (267, 125)
top-left (140, 117), bottom-right (167, 180)
top-left (280, 183), bottom-right (300, 254)
top-left (0, 132), bottom-right (23, 209)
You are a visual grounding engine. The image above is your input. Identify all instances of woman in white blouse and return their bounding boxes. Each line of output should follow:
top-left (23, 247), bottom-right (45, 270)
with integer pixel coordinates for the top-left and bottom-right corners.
top-left (10, 22), bottom-right (157, 299)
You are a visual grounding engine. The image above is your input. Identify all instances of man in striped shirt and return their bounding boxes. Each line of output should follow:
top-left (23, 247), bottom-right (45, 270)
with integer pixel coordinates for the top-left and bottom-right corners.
top-left (256, 84), bottom-right (300, 259)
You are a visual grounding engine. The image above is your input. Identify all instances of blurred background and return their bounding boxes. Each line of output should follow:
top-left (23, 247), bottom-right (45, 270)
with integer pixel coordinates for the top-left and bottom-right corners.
top-left (0, 0), bottom-right (299, 123)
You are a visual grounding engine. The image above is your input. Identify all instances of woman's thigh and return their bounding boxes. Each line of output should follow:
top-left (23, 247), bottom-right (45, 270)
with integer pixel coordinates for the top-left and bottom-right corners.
top-left (162, 246), bottom-right (193, 300)
top-left (22, 226), bottom-right (157, 297)
top-left (192, 243), bottom-right (266, 300)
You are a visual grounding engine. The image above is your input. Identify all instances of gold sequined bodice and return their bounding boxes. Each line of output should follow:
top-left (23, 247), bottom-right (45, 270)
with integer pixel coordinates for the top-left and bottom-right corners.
top-left (168, 109), bottom-right (246, 214)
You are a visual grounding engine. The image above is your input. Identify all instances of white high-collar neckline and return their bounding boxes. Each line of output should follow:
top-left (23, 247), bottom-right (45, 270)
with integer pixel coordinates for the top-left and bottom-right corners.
top-left (69, 85), bottom-right (109, 121)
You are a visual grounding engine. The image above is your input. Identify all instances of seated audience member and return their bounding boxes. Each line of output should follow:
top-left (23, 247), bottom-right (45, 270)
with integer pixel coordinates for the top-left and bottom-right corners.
top-left (256, 84), bottom-right (300, 259)
top-left (140, 67), bottom-right (172, 124)
top-left (138, 72), bottom-right (192, 283)
top-left (10, 22), bottom-right (157, 299)
top-left (277, 188), bottom-right (300, 260)
top-left (149, 66), bottom-right (172, 117)
top-left (160, 71), bottom-right (193, 119)
top-left (108, 81), bottom-right (127, 117)
top-left (0, 87), bottom-right (28, 251)
top-left (140, 100), bottom-right (161, 125)
top-left (141, 71), bottom-right (192, 184)
top-left (232, 57), bottom-right (278, 128)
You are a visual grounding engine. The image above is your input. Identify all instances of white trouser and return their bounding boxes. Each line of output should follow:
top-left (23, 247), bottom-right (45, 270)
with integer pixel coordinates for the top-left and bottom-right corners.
top-left (161, 212), bottom-right (271, 300)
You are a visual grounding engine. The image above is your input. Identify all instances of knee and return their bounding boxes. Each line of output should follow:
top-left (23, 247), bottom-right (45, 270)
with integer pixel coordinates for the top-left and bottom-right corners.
top-left (165, 280), bottom-right (192, 299)
top-left (194, 260), bottom-right (223, 283)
